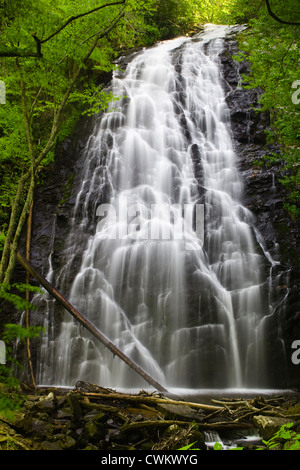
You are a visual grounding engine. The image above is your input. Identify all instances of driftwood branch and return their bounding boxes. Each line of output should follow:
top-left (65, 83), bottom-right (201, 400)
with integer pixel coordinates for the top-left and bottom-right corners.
top-left (16, 251), bottom-right (168, 394)
top-left (79, 390), bottom-right (223, 412)
top-left (121, 419), bottom-right (252, 432)
top-left (0, 49), bottom-right (41, 58)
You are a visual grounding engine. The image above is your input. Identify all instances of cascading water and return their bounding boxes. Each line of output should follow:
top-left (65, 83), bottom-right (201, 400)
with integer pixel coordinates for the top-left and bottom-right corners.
top-left (36, 25), bottom-right (275, 391)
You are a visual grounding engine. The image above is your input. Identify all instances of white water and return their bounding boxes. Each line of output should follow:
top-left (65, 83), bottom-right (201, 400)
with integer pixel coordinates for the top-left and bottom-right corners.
top-left (37, 25), bottom-right (275, 390)
top-left (204, 429), bottom-right (262, 450)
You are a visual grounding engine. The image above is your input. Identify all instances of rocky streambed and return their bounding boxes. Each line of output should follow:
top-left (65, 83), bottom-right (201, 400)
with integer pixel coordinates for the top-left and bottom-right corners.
top-left (0, 383), bottom-right (299, 451)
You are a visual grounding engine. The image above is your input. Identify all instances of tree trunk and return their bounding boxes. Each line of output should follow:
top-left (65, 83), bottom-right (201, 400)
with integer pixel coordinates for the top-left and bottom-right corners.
top-left (4, 175), bottom-right (35, 284)
top-left (25, 201), bottom-right (36, 390)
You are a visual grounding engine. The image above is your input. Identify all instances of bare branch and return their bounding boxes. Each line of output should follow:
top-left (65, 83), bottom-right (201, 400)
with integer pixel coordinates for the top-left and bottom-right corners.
top-left (0, 49), bottom-right (41, 58)
top-left (39, 1), bottom-right (126, 44)
top-left (0, 1), bottom-right (126, 58)
top-left (31, 32), bottom-right (43, 57)
top-left (265, 0), bottom-right (300, 25)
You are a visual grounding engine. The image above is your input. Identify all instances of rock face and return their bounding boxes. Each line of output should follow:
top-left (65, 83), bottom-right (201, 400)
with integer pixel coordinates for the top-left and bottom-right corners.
top-left (14, 33), bottom-right (300, 390)
top-left (253, 415), bottom-right (292, 441)
top-left (29, 116), bottom-right (96, 279)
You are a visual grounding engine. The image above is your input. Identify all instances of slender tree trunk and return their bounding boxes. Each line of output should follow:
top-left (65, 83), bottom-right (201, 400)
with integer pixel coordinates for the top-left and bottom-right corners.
top-left (3, 175), bottom-right (35, 284)
top-left (25, 200), bottom-right (36, 389)
top-left (0, 174), bottom-right (29, 283)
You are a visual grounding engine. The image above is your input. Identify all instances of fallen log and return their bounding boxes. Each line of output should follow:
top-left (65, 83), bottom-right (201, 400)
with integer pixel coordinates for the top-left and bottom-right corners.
top-left (79, 390), bottom-right (223, 412)
top-left (79, 399), bottom-right (129, 423)
top-left (211, 399), bottom-right (249, 406)
top-left (16, 250), bottom-right (168, 394)
top-left (121, 419), bottom-right (253, 432)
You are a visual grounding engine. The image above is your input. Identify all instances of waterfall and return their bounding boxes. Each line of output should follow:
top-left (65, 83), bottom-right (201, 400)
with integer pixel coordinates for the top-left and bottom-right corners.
top-left (37, 25), bottom-right (275, 391)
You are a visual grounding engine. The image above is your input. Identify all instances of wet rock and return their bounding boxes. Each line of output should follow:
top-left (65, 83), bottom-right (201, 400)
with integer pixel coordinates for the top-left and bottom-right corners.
top-left (63, 435), bottom-right (77, 449)
top-left (41, 440), bottom-right (63, 450)
top-left (67, 392), bottom-right (83, 426)
top-left (29, 418), bottom-right (54, 439)
top-left (253, 415), bottom-right (293, 441)
top-left (36, 392), bottom-right (56, 412)
top-left (84, 443), bottom-right (101, 450)
top-left (83, 419), bottom-right (107, 442)
top-left (55, 407), bottom-right (72, 419)
top-left (157, 403), bottom-right (203, 421)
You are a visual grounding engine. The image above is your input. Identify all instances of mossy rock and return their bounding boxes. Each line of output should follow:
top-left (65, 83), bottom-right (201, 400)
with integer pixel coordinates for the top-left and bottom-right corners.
top-left (83, 419), bottom-right (107, 442)
top-left (41, 440), bottom-right (63, 450)
top-left (286, 403), bottom-right (300, 416)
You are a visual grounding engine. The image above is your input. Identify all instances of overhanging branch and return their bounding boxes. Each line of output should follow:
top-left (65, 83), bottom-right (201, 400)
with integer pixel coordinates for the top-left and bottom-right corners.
top-left (39, 1), bottom-right (126, 45)
top-left (0, 1), bottom-right (126, 58)
top-left (265, 0), bottom-right (300, 25)
top-left (0, 48), bottom-right (41, 58)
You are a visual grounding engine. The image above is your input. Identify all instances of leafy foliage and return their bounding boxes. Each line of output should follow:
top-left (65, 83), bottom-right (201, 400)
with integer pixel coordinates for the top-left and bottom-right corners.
top-left (260, 422), bottom-right (300, 450)
top-left (178, 441), bottom-right (201, 450)
top-left (147, 0), bottom-right (235, 40)
top-left (1, 322), bottom-right (44, 344)
top-left (0, 323), bottom-right (44, 420)
top-left (228, 0), bottom-right (300, 217)
top-left (0, 0), bottom-right (166, 285)
top-left (0, 283), bottom-right (41, 311)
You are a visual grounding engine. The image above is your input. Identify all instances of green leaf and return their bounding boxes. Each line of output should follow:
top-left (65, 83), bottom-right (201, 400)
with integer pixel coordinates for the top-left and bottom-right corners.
top-left (213, 442), bottom-right (223, 450)
top-left (178, 442), bottom-right (200, 450)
